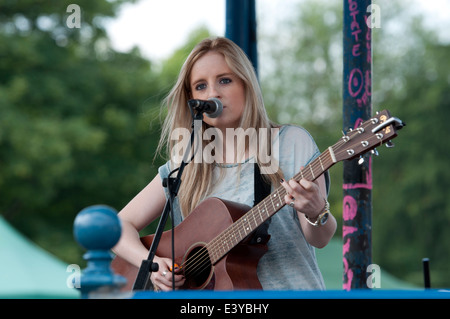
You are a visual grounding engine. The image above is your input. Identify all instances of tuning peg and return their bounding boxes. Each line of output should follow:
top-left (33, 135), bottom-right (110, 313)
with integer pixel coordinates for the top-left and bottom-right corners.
top-left (371, 149), bottom-right (379, 156)
top-left (358, 156), bottom-right (365, 165)
top-left (341, 131), bottom-right (350, 142)
top-left (386, 140), bottom-right (395, 148)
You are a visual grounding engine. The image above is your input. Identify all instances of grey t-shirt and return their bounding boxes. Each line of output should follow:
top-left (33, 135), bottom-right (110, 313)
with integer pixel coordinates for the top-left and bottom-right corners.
top-left (158, 125), bottom-right (326, 290)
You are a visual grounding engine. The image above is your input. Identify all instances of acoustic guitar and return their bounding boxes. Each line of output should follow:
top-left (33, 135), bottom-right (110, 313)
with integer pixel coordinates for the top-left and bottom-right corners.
top-left (111, 110), bottom-right (404, 291)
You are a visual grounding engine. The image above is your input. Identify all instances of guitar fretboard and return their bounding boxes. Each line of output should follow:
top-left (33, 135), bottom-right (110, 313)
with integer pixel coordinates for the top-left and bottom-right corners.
top-left (206, 147), bottom-right (337, 264)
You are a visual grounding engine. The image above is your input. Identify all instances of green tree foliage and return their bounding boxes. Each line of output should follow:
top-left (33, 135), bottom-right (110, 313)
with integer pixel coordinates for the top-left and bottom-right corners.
top-left (259, 1), bottom-right (345, 248)
top-left (371, 4), bottom-right (450, 286)
top-left (0, 0), bottom-right (213, 265)
top-left (260, 0), bottom-right (450, 287)
top-left (0, 0), bottom-right (162, 263)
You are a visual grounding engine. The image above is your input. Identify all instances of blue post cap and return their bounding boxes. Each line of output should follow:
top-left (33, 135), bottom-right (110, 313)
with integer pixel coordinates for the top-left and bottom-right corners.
top-left (74, 205), bottom-right (121, 250)
top-left (73, 205), bottom-right (126, 297)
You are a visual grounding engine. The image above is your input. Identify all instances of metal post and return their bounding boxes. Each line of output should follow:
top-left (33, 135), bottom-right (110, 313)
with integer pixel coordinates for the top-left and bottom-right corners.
top-left (225, 0), bottom-right (258, 75)
top-left (342, 0), bottom-right (373, 290)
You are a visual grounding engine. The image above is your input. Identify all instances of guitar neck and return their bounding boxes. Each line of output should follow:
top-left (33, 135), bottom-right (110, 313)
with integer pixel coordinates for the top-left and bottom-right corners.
top-left (206, 147), bottom-right (337, 264)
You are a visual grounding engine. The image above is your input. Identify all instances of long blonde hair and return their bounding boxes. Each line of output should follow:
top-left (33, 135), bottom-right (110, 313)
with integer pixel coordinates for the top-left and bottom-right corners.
top-left (158, 37), bottom-right (282, 217)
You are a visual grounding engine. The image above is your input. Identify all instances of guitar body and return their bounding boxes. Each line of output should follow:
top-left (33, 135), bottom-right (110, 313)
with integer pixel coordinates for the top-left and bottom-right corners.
top-left (111, 197), bottom-right (268, 291)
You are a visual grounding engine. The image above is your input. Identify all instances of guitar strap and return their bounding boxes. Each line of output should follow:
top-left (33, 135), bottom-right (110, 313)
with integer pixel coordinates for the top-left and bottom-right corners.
top-left (249, 163), bottom-right (272, 245)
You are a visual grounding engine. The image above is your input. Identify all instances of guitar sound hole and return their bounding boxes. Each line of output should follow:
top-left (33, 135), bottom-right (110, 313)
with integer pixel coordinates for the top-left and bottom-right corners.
top-left (184, 245), bottom-right (214, 290)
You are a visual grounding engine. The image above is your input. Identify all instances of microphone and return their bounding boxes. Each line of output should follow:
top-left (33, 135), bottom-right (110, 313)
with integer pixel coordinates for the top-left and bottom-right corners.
top-left (188, 98), bottom-right (223, 118)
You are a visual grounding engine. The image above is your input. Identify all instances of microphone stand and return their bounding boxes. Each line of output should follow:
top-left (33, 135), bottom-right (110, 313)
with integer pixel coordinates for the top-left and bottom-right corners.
top-left (132, 108), bottom-right (203, 291)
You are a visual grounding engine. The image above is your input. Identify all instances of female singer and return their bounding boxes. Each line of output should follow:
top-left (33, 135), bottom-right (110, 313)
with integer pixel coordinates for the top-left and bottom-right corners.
top-left (112, 37), bottom-right (336, 291)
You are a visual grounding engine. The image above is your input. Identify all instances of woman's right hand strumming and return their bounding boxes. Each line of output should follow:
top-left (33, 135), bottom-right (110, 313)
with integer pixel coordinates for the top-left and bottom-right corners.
top-left (150, 256), bottom-right (185, 291)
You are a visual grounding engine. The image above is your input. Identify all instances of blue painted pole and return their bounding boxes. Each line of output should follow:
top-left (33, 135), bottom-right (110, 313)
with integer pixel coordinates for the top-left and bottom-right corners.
top-left (342, 0), bottom-right (373, 290)
top-left (225, 0), bottom-right (258, 75)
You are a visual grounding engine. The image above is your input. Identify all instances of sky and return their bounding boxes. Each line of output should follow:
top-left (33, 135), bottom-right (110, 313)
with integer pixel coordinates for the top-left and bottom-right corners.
top-left (105, 0), bottom-right (298, 61)
top-left (105, 0), bottom-right (450, 62)
top-left (105, 0), bottom-right (226, 61)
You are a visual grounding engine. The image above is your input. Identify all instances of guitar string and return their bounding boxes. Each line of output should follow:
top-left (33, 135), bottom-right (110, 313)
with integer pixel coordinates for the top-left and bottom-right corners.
top-left (180, 158), bottom-right (330, 281)
top-left (181, 145), bottom-right (369, 282)
top-left (179, 184), bottom-right (286, 280)
top-left (208, 117), bottom-right (389, 258)
top-left (179, 149), bottom-right (335, 281)
top-left (179, 137), bottom-right (356, 281)
top-left (187, 188), bottom-right (287, 279)
top-left (178, 147), bottom-right (339, 280)
top-left (177, 119), bottom-right (389, 282)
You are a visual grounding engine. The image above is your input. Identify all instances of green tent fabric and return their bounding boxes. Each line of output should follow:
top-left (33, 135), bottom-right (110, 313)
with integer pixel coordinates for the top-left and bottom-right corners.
top-left (0, 215), bottom-right (79, 298)
top-left (316, 239), bottom-right (418, 290)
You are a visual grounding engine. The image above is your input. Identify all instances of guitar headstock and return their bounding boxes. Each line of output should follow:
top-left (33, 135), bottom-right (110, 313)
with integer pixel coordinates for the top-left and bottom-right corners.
top-left (332, 109), bottom-right (405, 162)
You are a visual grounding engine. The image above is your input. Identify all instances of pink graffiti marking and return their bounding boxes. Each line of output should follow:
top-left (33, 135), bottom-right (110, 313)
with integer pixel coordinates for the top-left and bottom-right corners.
top-left (348, 68), bottom-right (363, 97)
top-left (343, 194), bottom-right (359, 290)
top-left (343, 195), bottom-right (358, 221)
top-left (353, 118), bottom-right (364, 129)
top-left (343, 238), bottom-right (354, 291)
top-left (356, 69), bottom-right (372, 107)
